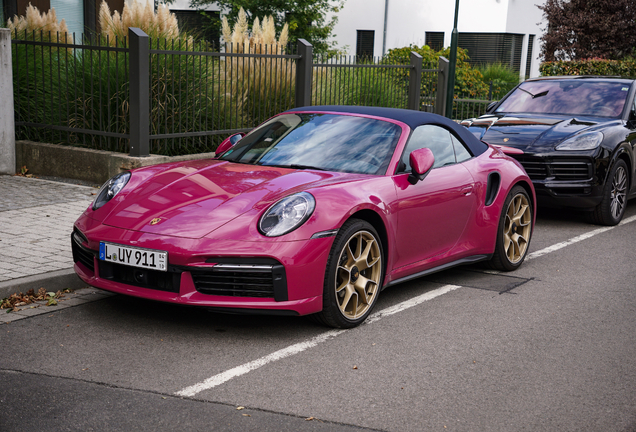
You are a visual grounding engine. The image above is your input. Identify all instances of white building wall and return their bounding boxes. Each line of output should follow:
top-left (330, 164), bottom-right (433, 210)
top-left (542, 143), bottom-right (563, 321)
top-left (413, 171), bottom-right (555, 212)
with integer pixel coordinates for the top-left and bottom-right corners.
top-left (170, 0), bottom-right (220, 11)
top-left (506, 0), bottom-right (544, 78)
top-left (329, 0), bottom-right (545, 78)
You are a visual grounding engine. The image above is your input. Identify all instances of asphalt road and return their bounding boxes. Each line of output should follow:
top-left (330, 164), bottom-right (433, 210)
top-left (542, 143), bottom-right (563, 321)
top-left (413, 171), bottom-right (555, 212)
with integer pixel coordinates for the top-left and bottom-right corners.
top-left (1, 204), bottom-right (635, 432)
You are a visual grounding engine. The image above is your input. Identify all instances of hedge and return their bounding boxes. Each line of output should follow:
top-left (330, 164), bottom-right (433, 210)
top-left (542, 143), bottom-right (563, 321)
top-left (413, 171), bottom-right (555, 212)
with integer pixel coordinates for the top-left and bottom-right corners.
top-left (540, 58), bottom-right (636, 77)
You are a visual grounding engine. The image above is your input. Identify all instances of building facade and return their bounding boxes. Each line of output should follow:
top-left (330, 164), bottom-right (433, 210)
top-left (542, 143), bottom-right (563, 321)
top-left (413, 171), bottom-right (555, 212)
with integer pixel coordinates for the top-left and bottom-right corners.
top-left (329, 0), bottom-right (545, 79)
top-left (2, 0), bottom-right (545, 77)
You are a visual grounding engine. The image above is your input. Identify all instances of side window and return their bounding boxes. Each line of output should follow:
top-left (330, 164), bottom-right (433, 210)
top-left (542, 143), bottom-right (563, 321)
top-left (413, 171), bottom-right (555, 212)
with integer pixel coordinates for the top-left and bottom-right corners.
top-left (401, 125), bottom-right (456, 172)
top-left (451, 134), bottom-right (472, 163)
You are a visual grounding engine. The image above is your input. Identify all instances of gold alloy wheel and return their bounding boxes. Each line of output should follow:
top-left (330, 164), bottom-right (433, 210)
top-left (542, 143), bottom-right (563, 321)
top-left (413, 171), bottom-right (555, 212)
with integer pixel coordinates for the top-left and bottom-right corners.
top-left (503, 193), bottom-right (532, 264)
top-left (335, 230), bottom-right (382, 320)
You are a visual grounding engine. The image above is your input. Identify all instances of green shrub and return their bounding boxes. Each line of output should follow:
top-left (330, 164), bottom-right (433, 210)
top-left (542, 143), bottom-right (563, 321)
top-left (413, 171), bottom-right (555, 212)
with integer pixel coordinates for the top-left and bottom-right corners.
top-left (312, 56), bottom-right (408, 108)
top-left (475, 62), bottom-right (519, 100)
top-left (540, 58), bottom-right (636, 77)
top-left (385, 45), bottom-right (489, 101)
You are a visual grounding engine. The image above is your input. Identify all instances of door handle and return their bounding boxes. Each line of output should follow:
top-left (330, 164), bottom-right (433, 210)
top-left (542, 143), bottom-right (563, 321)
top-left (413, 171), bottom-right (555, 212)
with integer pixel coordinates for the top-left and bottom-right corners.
top-left (461, 185), bottom-right (473, 195)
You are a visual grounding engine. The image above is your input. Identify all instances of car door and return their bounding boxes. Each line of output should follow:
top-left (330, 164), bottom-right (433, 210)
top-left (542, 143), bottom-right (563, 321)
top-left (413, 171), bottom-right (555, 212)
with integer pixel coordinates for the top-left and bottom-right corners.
top-left (391, 124), bottom-right (477, 271)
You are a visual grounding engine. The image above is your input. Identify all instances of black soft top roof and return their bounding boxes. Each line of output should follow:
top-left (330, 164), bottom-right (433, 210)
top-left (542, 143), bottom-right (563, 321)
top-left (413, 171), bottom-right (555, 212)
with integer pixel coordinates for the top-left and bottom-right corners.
top-left (287, 105), bottom-right (488, 156)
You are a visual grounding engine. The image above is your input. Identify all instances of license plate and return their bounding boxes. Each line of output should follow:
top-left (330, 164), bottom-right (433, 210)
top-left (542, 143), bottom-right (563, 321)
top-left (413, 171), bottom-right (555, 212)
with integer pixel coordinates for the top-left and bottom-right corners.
top-left (99, 242), bottom-right (168, 272)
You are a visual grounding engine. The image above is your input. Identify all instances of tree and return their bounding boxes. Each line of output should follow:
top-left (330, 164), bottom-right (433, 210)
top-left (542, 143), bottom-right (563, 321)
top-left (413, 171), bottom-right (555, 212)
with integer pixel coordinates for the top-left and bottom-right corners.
top-left (189, 0), bottom-right (344, 54)
top-left (539, 0), bottom-right (636, 61)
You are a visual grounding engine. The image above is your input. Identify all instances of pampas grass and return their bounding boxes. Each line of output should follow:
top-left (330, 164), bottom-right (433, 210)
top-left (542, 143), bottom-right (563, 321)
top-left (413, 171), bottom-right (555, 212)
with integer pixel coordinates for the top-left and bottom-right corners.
top-left (8, 3), bottom-right (73, 43)
top-left (99, 0), bottom-right (179, 46)
top-left (221, 8), bottom-right (294, 123)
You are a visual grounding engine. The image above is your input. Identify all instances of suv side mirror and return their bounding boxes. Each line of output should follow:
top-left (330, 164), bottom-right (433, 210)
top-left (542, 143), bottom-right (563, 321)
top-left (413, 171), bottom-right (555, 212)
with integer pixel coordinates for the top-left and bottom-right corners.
top-left (408, 148), bottom-right (435, 185)
top-left (215, 133), bottom-right (245, 156)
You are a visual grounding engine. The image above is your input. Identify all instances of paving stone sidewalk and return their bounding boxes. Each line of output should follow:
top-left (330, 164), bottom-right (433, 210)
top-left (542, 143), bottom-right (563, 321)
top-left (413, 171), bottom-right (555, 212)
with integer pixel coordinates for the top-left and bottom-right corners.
top-left (0, 286), bottom-right (114, 323)
top-left (0, 175), bottom-right (99, 300)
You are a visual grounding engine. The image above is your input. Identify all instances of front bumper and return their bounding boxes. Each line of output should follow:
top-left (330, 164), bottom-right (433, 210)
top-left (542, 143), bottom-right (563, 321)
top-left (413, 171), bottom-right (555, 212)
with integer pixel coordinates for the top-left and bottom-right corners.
top-left (513, 154), bottom-right (604, 209)
top-left (71, 223), bottom-right (334, 316)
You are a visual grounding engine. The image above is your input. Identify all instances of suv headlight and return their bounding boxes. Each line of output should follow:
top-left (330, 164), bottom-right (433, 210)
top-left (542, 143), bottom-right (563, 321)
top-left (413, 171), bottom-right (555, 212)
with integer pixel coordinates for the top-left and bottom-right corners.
top-left (92, 172), bottom-right (131, 210)
top-left (259, 192), bottom-right (316, 237)
top-left (556, 132), bottom-right (603, 151)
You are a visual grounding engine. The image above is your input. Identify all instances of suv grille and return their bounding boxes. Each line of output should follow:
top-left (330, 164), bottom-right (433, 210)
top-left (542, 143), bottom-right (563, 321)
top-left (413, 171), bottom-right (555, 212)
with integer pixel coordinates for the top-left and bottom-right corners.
top-left (513, 156), bottom-right (592, 181)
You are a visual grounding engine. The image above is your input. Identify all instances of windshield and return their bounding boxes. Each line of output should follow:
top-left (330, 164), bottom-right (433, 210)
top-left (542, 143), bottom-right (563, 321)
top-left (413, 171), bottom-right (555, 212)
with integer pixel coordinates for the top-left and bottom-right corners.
top-left (221, 113), bottom-right (402, 175)
top-left (496, 80), bottom-right (630, 117)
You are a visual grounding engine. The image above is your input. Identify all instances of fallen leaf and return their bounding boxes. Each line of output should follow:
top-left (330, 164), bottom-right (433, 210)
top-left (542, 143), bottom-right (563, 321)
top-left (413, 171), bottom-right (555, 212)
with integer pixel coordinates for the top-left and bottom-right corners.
top-left (305, 417), bottom-right (315, 421)
top-left (236, 406), bottom-right (245, 410)
top-left (242, 414), bottom-right (251, 417)
top-left (353, 365), bottom-right (358, 370)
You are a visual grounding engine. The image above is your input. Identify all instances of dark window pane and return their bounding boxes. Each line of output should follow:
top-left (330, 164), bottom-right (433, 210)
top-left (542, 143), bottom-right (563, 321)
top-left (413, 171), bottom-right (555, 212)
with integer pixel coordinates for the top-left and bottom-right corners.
top-left (451, 134), bottom-right (472, 163)
top-left (425, 32), bottom-right (444, 51)
top-left (496, 80), bottom-right (629, 117)
top-left (457, 32), bottom-right (524, 73)
top-left (402, 125), bottom-right (456, 171)
top-left (224, 113), bottom-right (401, 175)
top-left (525, 35), bottom-right (535, 79)
top-left (356, 30), bottom-right (375, 58)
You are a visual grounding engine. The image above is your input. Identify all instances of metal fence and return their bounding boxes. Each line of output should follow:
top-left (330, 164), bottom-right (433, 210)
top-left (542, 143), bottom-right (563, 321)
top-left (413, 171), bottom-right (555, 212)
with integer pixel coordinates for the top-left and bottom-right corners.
top-left (452, 79), bottom-right (518, 119)
top-left (10, 27), bottom-right (450, 157)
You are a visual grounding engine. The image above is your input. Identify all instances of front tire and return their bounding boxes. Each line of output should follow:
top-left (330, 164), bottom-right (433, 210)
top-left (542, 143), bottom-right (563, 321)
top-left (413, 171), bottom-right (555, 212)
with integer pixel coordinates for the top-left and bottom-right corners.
top-left (489, 185), bottom-right (533, 271)
top-left (589, 159), bottom-right (628, 226)
top-left (314, 219), bottom-right (384, 328)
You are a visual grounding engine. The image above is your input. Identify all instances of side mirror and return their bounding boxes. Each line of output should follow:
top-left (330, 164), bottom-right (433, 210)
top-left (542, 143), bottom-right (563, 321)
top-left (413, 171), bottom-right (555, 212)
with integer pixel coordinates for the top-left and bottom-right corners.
top-left (215, 133), bottom-right (245, 156)
top-left (486, 101), bottom-right (498, 113)
top-left (408, 148), bottom-right (435, 185)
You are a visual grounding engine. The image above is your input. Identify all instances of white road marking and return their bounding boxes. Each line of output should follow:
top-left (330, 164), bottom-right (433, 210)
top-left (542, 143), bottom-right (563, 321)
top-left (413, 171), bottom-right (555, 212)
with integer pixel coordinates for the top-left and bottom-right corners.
top-left (527, 214), bottom-right (636, 260)
top-left (176, 213), bottom-right (636, 398)
top-left (175, 284), bottom-right (462, 397)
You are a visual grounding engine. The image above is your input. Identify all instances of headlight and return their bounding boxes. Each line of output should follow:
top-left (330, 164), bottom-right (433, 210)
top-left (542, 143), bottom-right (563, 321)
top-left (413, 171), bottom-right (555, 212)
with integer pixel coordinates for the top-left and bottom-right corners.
top-left (92, 172), bottom-right (131, 211)
top-left (259, 192), bottom-right (316, 237)
top-left (556, 132), bottom-right (603, 151)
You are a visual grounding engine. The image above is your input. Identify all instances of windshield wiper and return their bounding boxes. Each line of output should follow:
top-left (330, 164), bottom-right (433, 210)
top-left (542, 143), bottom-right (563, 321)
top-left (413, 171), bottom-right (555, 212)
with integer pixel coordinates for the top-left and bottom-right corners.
top-left (518, 88), bottom-right (549, 99)
top-left (262, 163), bottom-right (327, 171)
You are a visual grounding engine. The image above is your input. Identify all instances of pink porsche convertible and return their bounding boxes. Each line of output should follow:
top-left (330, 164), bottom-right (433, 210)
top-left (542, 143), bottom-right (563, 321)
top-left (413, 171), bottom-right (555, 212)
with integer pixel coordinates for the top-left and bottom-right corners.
top-left (72, 106), bottom-right (535, 328)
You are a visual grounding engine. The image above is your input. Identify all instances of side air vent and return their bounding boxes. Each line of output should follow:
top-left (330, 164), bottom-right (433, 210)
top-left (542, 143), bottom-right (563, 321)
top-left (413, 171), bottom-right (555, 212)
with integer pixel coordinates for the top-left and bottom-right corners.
top-left (485, 172), bottom-right (501, 206)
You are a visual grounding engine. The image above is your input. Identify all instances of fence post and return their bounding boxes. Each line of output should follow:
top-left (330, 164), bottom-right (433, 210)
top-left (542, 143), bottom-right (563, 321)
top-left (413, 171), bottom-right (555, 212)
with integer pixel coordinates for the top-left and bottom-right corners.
top-left (435, 57), bottom-right (449, 116)
top-left (295, 39), bottom-right (313, 108)
top-left (407, 52), bottom-right (423, 111)
top-left (0, 29), bottom-right (15, 175)
top-left (129, 27), bottom-right (150, 157)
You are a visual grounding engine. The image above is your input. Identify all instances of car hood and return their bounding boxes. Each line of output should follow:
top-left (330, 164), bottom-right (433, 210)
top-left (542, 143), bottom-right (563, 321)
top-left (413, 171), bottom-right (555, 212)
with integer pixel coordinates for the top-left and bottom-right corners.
top-left (463, 114), bottom-right (618, 152)
top-left (101, 159), bottom-right (361, 239)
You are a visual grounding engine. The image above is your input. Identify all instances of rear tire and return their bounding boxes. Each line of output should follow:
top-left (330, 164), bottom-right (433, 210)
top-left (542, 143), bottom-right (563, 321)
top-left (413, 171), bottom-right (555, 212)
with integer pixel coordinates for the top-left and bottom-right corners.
top-left (489, 185), bottom-right (533, 271)
top-left (588, 159), bottom-right (628, 226)
top-left (313, 219), bottom-right (384, 329)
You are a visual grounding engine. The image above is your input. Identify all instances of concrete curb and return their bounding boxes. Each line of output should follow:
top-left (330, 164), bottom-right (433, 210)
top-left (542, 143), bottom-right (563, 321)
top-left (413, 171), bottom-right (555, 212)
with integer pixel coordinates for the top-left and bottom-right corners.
top-left (15, 140), bottom-right (218, 184)
top-left (0, 268), bottom-right (88, 300)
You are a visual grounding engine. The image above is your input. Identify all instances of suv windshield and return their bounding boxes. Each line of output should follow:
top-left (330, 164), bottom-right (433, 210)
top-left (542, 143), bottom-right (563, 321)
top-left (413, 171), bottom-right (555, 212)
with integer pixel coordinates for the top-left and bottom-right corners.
top-left (496, 80), bottom-right (630, 117)
top-left (221, 113), bottom-right (402, 175)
